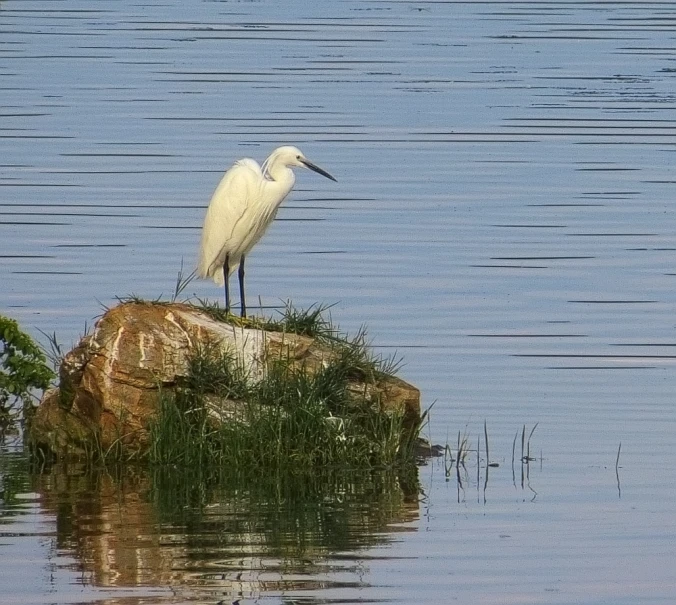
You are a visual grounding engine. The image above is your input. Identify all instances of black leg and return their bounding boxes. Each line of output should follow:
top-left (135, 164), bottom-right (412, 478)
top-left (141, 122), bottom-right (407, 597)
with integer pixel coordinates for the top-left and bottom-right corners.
top-left (223, 255), bottom-right (230, 314)
top-left (238, 255), bottom-right (246, 318)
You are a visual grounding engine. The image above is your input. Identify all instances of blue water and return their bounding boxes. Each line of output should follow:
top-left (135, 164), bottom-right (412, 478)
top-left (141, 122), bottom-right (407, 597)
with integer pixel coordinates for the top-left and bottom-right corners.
top-left (2, 1), bottom-right (676, 603)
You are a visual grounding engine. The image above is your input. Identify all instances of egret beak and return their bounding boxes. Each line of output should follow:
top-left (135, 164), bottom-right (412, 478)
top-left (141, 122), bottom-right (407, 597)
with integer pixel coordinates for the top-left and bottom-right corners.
top-left (300, 158), bottom-right (337, 182)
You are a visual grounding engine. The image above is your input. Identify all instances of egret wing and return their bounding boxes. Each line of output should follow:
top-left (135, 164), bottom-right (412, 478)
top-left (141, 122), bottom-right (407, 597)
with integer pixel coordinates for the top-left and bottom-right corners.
top-left (198, 159), bottom-right (261, 284)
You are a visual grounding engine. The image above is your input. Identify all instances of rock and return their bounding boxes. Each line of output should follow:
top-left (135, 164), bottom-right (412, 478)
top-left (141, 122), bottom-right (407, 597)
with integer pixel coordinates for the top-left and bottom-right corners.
top-left (29, 388), bottom-right (93, 457)
top-left (28, 302), bottom-right (421, 458)
top-left (412, 437), bottom-right (445, 458)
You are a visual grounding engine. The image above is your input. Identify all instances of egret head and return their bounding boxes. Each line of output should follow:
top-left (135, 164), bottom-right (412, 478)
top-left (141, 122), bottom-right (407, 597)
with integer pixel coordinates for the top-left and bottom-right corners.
top-left (267, 146), bottom-right (337, 182)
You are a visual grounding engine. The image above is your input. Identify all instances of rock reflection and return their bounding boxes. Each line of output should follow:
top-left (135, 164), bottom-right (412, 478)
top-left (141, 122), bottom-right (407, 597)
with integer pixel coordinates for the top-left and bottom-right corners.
top-left (34, 464), bottom-right (420, 602)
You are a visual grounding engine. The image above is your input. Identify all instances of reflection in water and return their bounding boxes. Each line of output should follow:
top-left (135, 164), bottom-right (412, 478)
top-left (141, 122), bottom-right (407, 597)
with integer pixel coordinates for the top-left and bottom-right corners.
top-left (32, 462), bottom-right (419, 602)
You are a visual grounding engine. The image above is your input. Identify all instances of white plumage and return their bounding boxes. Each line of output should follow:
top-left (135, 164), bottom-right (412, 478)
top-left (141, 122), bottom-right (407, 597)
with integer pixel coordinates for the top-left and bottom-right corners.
top-left (198, 145), bottom-right (336, 316)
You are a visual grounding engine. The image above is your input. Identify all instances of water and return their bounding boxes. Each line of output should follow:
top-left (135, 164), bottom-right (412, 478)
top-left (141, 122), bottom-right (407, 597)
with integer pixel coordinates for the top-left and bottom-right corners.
top-left (2, 0), bottom-right (676, 602)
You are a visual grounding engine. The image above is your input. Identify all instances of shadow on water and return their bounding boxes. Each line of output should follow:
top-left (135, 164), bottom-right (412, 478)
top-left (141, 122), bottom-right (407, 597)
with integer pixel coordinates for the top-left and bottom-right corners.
top-left (12, 458), bottom-right (420, 602)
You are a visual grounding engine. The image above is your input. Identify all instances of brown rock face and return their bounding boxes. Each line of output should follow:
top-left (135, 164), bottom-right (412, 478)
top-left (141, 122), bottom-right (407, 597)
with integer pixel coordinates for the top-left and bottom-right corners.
top-left (29, 302), bottom-right (421, 458)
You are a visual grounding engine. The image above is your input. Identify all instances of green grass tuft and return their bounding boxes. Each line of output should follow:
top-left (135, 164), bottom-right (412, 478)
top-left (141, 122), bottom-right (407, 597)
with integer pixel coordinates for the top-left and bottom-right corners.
top-left (146, 314), bottom-right (419, 471)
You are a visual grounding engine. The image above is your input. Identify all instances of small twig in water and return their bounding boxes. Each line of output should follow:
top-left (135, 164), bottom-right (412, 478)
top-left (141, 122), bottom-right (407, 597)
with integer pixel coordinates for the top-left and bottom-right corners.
top-left (511, 429), bottom-right (518, 480)
top-left (615, 442), bottom-right (622, 499)
top-left (521, 423), bottom-right (538, 463)
top-left (484, 421), bottom-right (499, 467)
top-left (476, 433), bottom-right (480, 485)
top-left (444, 444), bottom-right (453, 479)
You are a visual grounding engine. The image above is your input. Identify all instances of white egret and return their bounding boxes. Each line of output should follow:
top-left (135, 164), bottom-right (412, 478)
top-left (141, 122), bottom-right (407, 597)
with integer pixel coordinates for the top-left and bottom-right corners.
top-left (197, 145), bottom-right (337, 317)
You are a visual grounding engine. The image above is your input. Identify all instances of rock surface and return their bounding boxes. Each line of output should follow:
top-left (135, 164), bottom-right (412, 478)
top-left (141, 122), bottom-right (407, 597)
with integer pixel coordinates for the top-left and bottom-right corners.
top-left (29, 302), bottom-right (421, 458)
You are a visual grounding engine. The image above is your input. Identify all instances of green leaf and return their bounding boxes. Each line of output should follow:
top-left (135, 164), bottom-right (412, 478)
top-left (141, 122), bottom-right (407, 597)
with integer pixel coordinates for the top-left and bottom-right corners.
top-left (0, 314), bottom-right (55, 412)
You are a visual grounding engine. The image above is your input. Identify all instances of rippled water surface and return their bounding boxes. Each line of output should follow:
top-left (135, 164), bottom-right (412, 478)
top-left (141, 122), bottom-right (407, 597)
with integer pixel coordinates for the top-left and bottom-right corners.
top-left (2, 1), bottom-right (676, 603)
